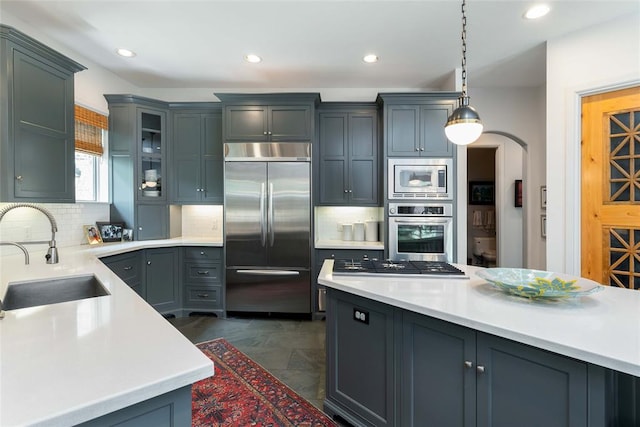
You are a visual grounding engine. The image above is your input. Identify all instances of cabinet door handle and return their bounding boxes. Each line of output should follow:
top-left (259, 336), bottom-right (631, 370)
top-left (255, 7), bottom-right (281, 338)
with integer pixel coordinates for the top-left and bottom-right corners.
top-left (15, 175), bottom-right (23, 181)
top-left (268, 131), bottom-right (272, 135)
top-left (344, 190), bottom-right (348, 193)
top-left (420, 147), bottom-right (424, 151)
top-left (477, 365), bottom-right (485, 374)
top-left (123, 266), bottom-right (133, 271)
top-left (147, 261), bottom-right (151, 265)
top-left (197, 293), bottom-right (209, 298)
top-left (197, 270), bottom-right (210, 275)
top-left (200, 251), bottom-right (205, 256)
top-left (464, 360), bottom-right (473, 368)
top-left (263, 131), bottom-right (268, 135)
top-left (415, 147), bottom-right (419, 151)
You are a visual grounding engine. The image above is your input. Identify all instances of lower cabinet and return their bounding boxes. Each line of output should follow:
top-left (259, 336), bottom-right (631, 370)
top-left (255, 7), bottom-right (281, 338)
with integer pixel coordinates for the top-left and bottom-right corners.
top-left (145, 247), bottom-right (180, 315)
top-left (101, 248), bottom-right (180, 316)
top-left (325, 289), bottom-right (593, 427)
top-left (76, 385), bottom-right (191, 427)
top-left (182, 246), bottom-right (224, 316)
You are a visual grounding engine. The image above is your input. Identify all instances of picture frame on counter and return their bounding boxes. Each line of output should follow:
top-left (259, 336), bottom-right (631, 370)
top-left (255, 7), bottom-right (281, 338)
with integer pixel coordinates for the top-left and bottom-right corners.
top-left (84, 224), bottom-right (102, 245)
top-left (122, 228), bottom-right (133, 242)
top-left (96, 222), bottom-right (124, 243)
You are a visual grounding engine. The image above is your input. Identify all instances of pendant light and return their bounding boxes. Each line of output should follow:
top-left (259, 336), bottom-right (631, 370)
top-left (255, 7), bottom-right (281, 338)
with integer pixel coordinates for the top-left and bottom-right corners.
top-left (445, 0), bottom-right (483, 145)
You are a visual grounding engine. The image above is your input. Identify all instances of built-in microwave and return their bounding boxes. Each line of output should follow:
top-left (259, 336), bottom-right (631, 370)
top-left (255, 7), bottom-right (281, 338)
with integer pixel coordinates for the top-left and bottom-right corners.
top-left (388, 158), bottom-right (453, 200)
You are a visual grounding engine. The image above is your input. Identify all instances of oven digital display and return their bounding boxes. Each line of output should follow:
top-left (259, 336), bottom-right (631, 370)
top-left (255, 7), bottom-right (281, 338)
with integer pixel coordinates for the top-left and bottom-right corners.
top-left (396, 206), bottom-right (444, 215)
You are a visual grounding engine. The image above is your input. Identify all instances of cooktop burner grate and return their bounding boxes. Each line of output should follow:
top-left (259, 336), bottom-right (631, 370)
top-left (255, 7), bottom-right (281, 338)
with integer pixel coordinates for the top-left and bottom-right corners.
top-left (332, 259), bottom-right (467, 278)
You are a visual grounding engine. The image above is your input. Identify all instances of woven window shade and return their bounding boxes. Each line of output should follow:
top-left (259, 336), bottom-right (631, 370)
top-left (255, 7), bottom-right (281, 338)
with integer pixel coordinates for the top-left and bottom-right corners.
top-left (75, 105), bottom-right (107, 156)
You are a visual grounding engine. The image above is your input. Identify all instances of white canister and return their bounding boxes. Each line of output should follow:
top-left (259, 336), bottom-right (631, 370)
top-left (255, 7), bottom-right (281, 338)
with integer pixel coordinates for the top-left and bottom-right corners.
top-left (341, 223), bottom-right (353, 241)
top-left (353, 222), bottom-right (365, 241)
top-left (365, 220), bottom-right (379, 242)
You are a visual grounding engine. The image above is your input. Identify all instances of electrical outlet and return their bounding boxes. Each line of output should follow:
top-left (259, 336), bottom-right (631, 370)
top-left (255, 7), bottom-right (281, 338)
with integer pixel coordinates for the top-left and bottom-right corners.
top-left (353, 308), bottom-right (369, 324)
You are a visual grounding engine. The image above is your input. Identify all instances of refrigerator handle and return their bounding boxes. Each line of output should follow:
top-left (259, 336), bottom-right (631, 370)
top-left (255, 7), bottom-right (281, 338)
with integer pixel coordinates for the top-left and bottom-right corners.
top-left (260, 182), bottom-right (267, 247)
top-left (268, 182), bottom-right (275, 247)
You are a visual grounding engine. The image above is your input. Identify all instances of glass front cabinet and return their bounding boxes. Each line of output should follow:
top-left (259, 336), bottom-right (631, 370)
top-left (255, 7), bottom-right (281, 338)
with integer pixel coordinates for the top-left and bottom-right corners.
top-left (138, 110), bottom-right (166, 201)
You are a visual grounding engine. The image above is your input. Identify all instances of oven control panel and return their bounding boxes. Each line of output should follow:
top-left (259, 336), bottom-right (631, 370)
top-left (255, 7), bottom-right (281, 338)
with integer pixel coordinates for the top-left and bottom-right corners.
top-left (388, 203), bottom-right (453, 217)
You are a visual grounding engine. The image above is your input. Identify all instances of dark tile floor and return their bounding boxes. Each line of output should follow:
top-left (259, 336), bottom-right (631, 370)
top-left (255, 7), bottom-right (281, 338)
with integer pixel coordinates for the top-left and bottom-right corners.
top-left (167, 314), bottom-right (327, 410)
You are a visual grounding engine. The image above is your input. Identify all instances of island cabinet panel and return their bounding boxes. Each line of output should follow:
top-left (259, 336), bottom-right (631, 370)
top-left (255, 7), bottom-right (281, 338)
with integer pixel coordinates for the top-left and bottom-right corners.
top-left (76, 385), bottom-right (191, 427)
top-left (326, 289), bottom-right (595, 427)
top-left (317, 105), bottom-right (379, 206)
top-left (325, 289), bottom-right (397, 427)
top-left (0, 25), bottom-right (85, 203)
top-left (170, 106), bottom-right (223, 204)
top-left (144, 247), bottom-right (180, 315)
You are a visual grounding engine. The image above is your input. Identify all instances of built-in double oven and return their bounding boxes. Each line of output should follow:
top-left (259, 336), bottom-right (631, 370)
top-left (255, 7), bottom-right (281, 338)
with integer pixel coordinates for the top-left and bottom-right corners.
top-left (387, 159), bottom-right (454, 262)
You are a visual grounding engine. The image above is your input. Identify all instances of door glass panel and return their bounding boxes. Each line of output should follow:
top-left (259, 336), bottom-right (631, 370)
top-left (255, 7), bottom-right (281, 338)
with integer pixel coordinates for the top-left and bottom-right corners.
top-left (608, 110), bottom-right (639, 203)
top-left (140, 112), bottom-right (163, 198)
top-left (607, 227), bottom-right (640, 290)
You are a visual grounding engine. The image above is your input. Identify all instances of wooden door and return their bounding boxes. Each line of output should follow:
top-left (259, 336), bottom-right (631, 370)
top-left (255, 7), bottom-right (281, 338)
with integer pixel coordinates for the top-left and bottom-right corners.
top-left (581, 86), bottom-right (640, 289)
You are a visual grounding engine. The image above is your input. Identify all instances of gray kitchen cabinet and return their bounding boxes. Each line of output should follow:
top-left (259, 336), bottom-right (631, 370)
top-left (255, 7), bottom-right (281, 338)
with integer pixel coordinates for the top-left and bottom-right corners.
top-left (100, 251), bottom-right (144, 297)
top-left (325, 288), bottom-right (398, 427)
top-left (182, 246), bottom-right (224, 317)
top-left (402, 311), bottom-right (588, 427)
top-left (318, 105), bottom-right (379, 205)
top-left (144, 247), bottom-right (180, 315)
top-left (0, 25), bottom-right (85, 203)
top-left (378, 93), bottom-right (458, 158)
top-left (170, 105), bottom-right (223, 203)
top-left (216, 93), bottom-right (320, 142)
top-left (326, 288), bottom-right (593, 427)
top-left (314, 250), bottom-right (384, 316)
top-left (105, 95), bottom-right (170, 240)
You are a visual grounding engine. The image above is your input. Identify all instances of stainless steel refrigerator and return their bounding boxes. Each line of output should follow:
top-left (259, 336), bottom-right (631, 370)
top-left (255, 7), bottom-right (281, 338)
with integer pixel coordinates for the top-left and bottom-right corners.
top-left (224, 142), bottom-right (311, 313)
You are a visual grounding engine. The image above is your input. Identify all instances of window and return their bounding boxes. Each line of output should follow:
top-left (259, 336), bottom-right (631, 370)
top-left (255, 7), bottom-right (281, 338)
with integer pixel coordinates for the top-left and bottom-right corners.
top-left (75, 105), bottom-right (108, 202)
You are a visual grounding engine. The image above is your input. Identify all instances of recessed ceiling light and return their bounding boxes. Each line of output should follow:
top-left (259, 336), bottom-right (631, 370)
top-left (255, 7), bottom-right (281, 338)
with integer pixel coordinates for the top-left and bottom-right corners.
top-left (524, 4), bottom-right (550, 20)
top-left (116, 48), bottom-right (136, 58)
top-left (363, 54), bottom-right (379, 63)
top-left (244, 54), bottom-right (262, 63)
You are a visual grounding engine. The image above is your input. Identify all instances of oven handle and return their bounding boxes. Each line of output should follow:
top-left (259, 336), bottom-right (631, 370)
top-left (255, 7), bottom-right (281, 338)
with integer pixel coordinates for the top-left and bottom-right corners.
top-left (392, 218), bottom-right (451, 225)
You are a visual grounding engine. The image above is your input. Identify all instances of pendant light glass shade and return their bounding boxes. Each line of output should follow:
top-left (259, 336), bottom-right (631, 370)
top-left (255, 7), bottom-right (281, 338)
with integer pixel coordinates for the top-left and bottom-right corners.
top-left (445, 97), bottom-right (483, 145)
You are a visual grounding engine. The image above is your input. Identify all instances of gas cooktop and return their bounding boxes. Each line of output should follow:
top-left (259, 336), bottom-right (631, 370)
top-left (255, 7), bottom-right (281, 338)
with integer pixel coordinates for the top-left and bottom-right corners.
top-left (332, 259), bottom-right (468, 279)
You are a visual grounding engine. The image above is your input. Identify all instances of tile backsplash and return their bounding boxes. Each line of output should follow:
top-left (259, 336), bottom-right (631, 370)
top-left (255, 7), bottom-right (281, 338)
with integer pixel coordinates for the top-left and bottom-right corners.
top-left (0, 203), bottom-right (224, 257)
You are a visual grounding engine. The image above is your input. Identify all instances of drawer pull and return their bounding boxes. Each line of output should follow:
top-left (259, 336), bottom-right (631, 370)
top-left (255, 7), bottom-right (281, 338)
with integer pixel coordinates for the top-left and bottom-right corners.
top-left (197, 293), bottom-right (209, 298)
top-left (200, 251), bottom-right (205, 255)
top-left (477, 365), bottom-right (486, 374)
top-left (197, 270), bottom-right (210, 275)
top-left (123, 266), bottom-right (133, 271)
top-left (464, 360), bottom-right (473, 369)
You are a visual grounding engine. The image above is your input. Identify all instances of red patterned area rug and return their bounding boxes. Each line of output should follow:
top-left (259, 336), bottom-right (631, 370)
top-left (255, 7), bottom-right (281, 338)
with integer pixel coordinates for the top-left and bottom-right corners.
top-left (193, 338), bottom-right (337, 427)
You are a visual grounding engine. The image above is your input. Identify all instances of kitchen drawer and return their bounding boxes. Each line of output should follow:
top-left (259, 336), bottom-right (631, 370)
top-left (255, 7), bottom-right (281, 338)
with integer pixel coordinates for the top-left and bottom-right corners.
top-left (183, 246), bottom-right (221, 262)
top-left (184, 262), bottom-right (222, 284)
top-left (184, 285), bottom-right (222, 308)
top-left (101, 252), bottom-right (142, 287)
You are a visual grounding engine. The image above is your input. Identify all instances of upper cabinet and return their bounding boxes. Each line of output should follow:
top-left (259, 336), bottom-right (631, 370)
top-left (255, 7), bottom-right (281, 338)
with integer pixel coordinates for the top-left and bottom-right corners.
top-left (317, 104), bottom-right (380, 206)
top-left (216, 93), bottom-right (320, 142)
top-left (105, 95), bottom-right (170, 240)
top-left (378, 93), bottom-right (458, 158)
top-left (0, 25), bottom-right (86, 203)
top-left (170, 104), bottom-right (223, 204)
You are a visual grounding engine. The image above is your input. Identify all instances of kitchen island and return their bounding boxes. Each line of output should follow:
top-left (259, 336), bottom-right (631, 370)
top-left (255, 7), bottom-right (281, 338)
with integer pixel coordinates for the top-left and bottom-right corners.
top-left (319, 260), bottom-right (640, 427)
top-left (0, 238), bottom-right (219, 427)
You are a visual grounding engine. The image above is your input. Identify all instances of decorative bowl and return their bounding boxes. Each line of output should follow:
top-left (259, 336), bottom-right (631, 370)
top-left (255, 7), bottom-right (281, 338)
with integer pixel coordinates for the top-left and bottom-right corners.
top-left (476, 268), bottom-right (604, 299)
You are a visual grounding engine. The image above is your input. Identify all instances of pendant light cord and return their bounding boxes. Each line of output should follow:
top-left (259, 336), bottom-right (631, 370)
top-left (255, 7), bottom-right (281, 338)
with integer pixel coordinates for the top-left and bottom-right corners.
top-left (461, 0), bottom-right (468, 98)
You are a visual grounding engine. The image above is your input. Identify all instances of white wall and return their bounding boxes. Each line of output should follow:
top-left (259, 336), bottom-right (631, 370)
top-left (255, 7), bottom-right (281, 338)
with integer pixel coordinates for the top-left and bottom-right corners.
top-left (457, 86), bottom-right (546, 269)
top-left (546, 14), bottom-right (640, 275)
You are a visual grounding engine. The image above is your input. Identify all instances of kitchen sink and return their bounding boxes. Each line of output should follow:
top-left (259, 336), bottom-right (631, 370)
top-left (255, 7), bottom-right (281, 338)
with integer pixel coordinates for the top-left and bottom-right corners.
top-left (2, 275), bottom-right (110, 311)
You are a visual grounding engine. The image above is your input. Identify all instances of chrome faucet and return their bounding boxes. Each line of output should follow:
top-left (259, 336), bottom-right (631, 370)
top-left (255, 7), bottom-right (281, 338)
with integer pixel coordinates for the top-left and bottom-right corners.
top-left (0, 203), bottom-right (59, 264)
top-left (0, 241), bottom-right (29, 264)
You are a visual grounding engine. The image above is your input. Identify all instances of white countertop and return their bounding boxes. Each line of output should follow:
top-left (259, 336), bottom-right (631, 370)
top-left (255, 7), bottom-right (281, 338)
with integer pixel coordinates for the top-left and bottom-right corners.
top-left (0, 237), bottom-right (222, 427)
top-left (315, 239), bottom-right (384, 250)
top-left (319, 260), bottom-right (640, 377)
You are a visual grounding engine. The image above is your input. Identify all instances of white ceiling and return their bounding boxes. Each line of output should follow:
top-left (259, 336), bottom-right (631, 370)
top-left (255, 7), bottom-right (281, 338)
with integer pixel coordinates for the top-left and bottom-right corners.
top-left (2, 0), bottom-right (638, 93)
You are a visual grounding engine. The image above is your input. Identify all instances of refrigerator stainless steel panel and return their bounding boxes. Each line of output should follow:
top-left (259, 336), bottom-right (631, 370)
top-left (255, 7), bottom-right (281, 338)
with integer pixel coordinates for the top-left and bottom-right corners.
top-left (224, 142), bottom-right (311, 314)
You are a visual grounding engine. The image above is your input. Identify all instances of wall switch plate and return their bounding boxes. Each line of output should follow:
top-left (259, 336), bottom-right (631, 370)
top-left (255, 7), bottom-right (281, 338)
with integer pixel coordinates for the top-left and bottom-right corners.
top-left (353, 308), bottom-right (369, 324)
